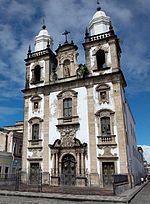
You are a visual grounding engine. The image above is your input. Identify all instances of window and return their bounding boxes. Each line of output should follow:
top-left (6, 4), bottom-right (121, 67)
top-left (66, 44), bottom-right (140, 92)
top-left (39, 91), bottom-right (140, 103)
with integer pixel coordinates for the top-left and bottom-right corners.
top-left (32, 124), bottom-right (39, 140)
top-left (96, 49), bottom-right (106, 70)
top-left (101, 117), bottom-right (111, 136)
top-left (34, 102), bottom-right (39, 109)
top-left (63, 98), bottom-right (72, 118)
top-left (57, 90), bottom-right (78, 124)
top-left (5, 167), bottom-right (9, 179)
top-left (34, 65), bottom-right (41, 82)
top-left (96, 84), bottom-right (110, 104)
top-left (31, 65), bottom-right (41, 84)
top-left (31, 94), bottom-right (42, 112)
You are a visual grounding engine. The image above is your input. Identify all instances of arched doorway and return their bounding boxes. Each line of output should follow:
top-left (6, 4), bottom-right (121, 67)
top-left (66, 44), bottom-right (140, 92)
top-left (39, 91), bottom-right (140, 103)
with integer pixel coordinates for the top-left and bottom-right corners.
top-left (61, 154), bottom-right (76, 186)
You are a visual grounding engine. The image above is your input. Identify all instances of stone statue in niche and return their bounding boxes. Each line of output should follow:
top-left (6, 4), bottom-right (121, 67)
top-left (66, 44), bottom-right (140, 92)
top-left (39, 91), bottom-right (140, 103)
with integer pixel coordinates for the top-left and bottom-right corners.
top-left (63, 59), bottom-right (70, 77)
top-left (64, 64), bottom-right (70, 77)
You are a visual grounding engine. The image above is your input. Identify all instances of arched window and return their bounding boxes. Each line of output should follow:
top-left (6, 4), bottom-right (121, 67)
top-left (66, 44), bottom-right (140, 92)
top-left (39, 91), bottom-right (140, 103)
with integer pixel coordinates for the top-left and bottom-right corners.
top-left (101, 117), bottom-right (111, 136)
top-left (63, 98), bottom-right (72, 118)
top-left (34, 65), bottom-right (41, 82)
top-left (63, 59), bottom-right (70, 77)
top-left (32, 124), bottom-right (39, 140)
top-left (96, 49), bottom-right (106, 70)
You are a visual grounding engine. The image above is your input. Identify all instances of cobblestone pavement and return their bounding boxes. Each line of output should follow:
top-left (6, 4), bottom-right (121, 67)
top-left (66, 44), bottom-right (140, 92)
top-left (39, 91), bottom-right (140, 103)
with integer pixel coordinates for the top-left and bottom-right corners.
top-left (0, 195), bottom-right (114, 204)
top-left (129, 182), bottom-right (150, 204)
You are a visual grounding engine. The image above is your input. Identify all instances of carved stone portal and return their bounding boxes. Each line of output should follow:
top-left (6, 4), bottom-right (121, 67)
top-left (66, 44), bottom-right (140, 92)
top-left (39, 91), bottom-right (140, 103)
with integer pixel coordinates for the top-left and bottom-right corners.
top-left (49, 124), bottom-right (87, 186)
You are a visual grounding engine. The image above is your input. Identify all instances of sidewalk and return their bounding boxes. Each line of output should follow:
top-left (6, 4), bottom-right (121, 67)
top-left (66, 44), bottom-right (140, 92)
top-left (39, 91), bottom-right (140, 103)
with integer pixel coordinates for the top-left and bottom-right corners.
top-left (0, 182), bottom-right (148, 203)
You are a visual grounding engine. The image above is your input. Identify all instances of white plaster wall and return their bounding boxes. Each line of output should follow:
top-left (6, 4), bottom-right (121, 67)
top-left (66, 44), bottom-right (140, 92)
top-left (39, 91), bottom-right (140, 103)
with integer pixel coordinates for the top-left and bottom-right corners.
top-left (49, 91), bottom-right (60, 145)
top-left (75, 87), bottom-right (90, 171)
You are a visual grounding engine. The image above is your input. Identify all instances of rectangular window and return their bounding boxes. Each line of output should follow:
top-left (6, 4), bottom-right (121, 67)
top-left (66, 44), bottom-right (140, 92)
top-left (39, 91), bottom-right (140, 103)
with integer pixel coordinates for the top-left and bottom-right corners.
top-left (101, 117), bottom-right (111, 136)
top-left (63, 98), bottom-right (72, 118)
top-left (32, 124), bottom-right (39, 140)
top-left (5, 167), bottom-right (9, 179)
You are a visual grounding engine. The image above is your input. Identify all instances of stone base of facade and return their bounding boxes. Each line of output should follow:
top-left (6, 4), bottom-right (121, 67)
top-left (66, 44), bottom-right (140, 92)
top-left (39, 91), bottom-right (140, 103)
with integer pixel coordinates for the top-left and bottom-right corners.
top-left (51, 176), bottom-right (60, 186)
top-left (42, 172), bottom-right (50, 185)
top-left (76, 177), bottom-right (87, 186)
top-left (89, 173), bottom-right (100, 187)
top-left (20, 171), bottom-right (28, 183)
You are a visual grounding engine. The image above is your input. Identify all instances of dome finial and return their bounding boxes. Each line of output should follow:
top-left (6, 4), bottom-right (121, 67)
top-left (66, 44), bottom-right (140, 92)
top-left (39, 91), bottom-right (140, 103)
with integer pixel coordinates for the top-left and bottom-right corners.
top-left (42, 18), bottom-right (46, 30)
top-left (97, 0), bottom-right (101, 11)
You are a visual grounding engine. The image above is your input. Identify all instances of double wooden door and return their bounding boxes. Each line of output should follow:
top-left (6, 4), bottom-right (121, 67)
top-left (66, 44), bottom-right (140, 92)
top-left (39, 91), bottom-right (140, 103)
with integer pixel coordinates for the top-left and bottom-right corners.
top-left (61, 154), bottom-right (76, 186)
top-left (102, 162), bottom-right (115, 188)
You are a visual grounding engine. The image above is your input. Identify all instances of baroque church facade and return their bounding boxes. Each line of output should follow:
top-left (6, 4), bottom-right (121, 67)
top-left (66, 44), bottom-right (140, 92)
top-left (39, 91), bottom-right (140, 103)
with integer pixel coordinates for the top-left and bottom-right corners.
top-left (21, 5), bottom-right (145, 188)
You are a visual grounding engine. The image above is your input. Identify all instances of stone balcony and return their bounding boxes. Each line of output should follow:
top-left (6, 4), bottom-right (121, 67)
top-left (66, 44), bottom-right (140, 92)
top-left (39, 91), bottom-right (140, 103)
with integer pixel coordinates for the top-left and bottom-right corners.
top-left (97, 135), bottom-right (117, 147)
top-left (28, 139), bottom-right (42, 149)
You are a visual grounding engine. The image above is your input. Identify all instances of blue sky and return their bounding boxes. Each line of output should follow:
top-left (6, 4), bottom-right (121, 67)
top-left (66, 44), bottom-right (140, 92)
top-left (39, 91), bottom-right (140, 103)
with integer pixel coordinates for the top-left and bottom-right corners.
top-left (0, 0), bottom-right (150, 149)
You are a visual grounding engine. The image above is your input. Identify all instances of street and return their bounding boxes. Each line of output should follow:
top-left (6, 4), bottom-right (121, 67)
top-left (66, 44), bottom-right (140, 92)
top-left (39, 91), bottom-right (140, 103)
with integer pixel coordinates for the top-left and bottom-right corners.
top-left (0, 195), bottom-right (112, 204)
top-left (129, 182), bottom-right (150, 204)
top-left (0, 183), bottom-right (149, 204)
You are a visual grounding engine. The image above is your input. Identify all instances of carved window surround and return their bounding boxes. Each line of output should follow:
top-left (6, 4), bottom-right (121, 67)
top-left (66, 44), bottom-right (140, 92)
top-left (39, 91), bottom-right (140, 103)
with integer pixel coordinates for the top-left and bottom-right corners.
top-left (57, 90), bottom-right (79, 125)
top-left (92, 45), bottom-right (109, 71)
top-left (31, 94), bottom-right (42, 112)
top-left (96, 84), bottom-right (110, 104)
top-left (95, 109), bottom-right (115, 137)
top-left (28, 117), bottom-right (43, 143)
top-left (30, 62), bottom-right (44, 84)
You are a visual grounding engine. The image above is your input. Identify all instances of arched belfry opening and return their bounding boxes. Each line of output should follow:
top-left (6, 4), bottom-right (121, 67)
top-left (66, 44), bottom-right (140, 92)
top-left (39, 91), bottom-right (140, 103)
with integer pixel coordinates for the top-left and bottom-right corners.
top-left (34, 65), bottom-right (41, 82)
top-left (61, 154), bottom-right (76, 186)
top-left (96, 49), bottom-right (106, 70)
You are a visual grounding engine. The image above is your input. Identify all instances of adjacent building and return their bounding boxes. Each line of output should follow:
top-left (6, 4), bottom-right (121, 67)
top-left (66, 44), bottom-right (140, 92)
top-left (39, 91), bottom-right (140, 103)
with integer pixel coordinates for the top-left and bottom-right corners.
top-left (0, 122), bottom-right (23, 177)
top-left (21, 5), bottom-right (145, 188)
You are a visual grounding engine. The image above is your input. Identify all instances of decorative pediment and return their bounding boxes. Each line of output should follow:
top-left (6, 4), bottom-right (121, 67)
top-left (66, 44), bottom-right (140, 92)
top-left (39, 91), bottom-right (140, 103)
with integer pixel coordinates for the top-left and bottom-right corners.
top-left (31, 94), bottom-right (42, 102)
top-left (95, 109), bottom-right (114, 117)
top-left (96, 84), bottom-right (110, 91)
top-left (57, 89), bottom-right (78, 99)
top-left (28, 117), bottom-right (43, 124)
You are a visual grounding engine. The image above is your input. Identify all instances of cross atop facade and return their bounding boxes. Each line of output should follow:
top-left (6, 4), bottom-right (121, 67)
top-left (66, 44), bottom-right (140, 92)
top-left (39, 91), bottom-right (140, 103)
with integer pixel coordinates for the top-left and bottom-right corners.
top-left (62, 30), bottom-right (70, 43)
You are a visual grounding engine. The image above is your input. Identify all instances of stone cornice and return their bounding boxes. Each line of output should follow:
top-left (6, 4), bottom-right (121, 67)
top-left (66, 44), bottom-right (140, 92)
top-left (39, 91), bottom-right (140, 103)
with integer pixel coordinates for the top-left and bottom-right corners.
top-left (22, 70), bottom-right (126, 96)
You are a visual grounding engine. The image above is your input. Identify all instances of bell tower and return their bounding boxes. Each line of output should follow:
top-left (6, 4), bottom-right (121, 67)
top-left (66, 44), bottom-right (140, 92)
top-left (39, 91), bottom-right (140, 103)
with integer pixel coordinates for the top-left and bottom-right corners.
top-left (83, 5), bottom-right (121, 75)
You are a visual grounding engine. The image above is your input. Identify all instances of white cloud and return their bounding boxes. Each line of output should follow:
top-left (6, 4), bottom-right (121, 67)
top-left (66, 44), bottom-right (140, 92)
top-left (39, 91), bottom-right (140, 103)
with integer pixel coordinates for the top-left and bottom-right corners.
top-left (140, 145), bottom-right (150, 163)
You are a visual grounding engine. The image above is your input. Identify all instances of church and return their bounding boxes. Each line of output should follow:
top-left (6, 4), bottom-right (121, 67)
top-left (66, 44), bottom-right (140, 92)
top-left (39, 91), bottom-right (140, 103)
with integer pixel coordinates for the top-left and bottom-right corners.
top-left (21, 4), bottom-right (145, 188)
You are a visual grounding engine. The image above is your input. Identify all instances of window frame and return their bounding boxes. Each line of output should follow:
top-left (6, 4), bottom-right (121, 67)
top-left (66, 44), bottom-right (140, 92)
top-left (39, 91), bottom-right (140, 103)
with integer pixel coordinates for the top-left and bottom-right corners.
top-left (63, 98), bottom-right (72, 119)
top-left (95, 109), bottom-right (115, 137)
top-left (57, 90), bottom-right (78, 124)
top-left (32, 123), bottom-right (39, 141)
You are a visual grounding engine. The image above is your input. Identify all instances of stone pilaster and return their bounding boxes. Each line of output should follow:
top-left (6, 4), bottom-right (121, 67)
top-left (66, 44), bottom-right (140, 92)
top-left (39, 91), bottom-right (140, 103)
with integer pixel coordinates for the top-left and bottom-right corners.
top-left (86, 85), bottom-right (99, 186)
top-left (42, 93), bottom-right (50, 184)
top-left (113, 82), bottom-right (128, 173)
top-left (109, 38), bottom-right (119, 72)
top-left (22, 96), bottom-right (29, 172)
